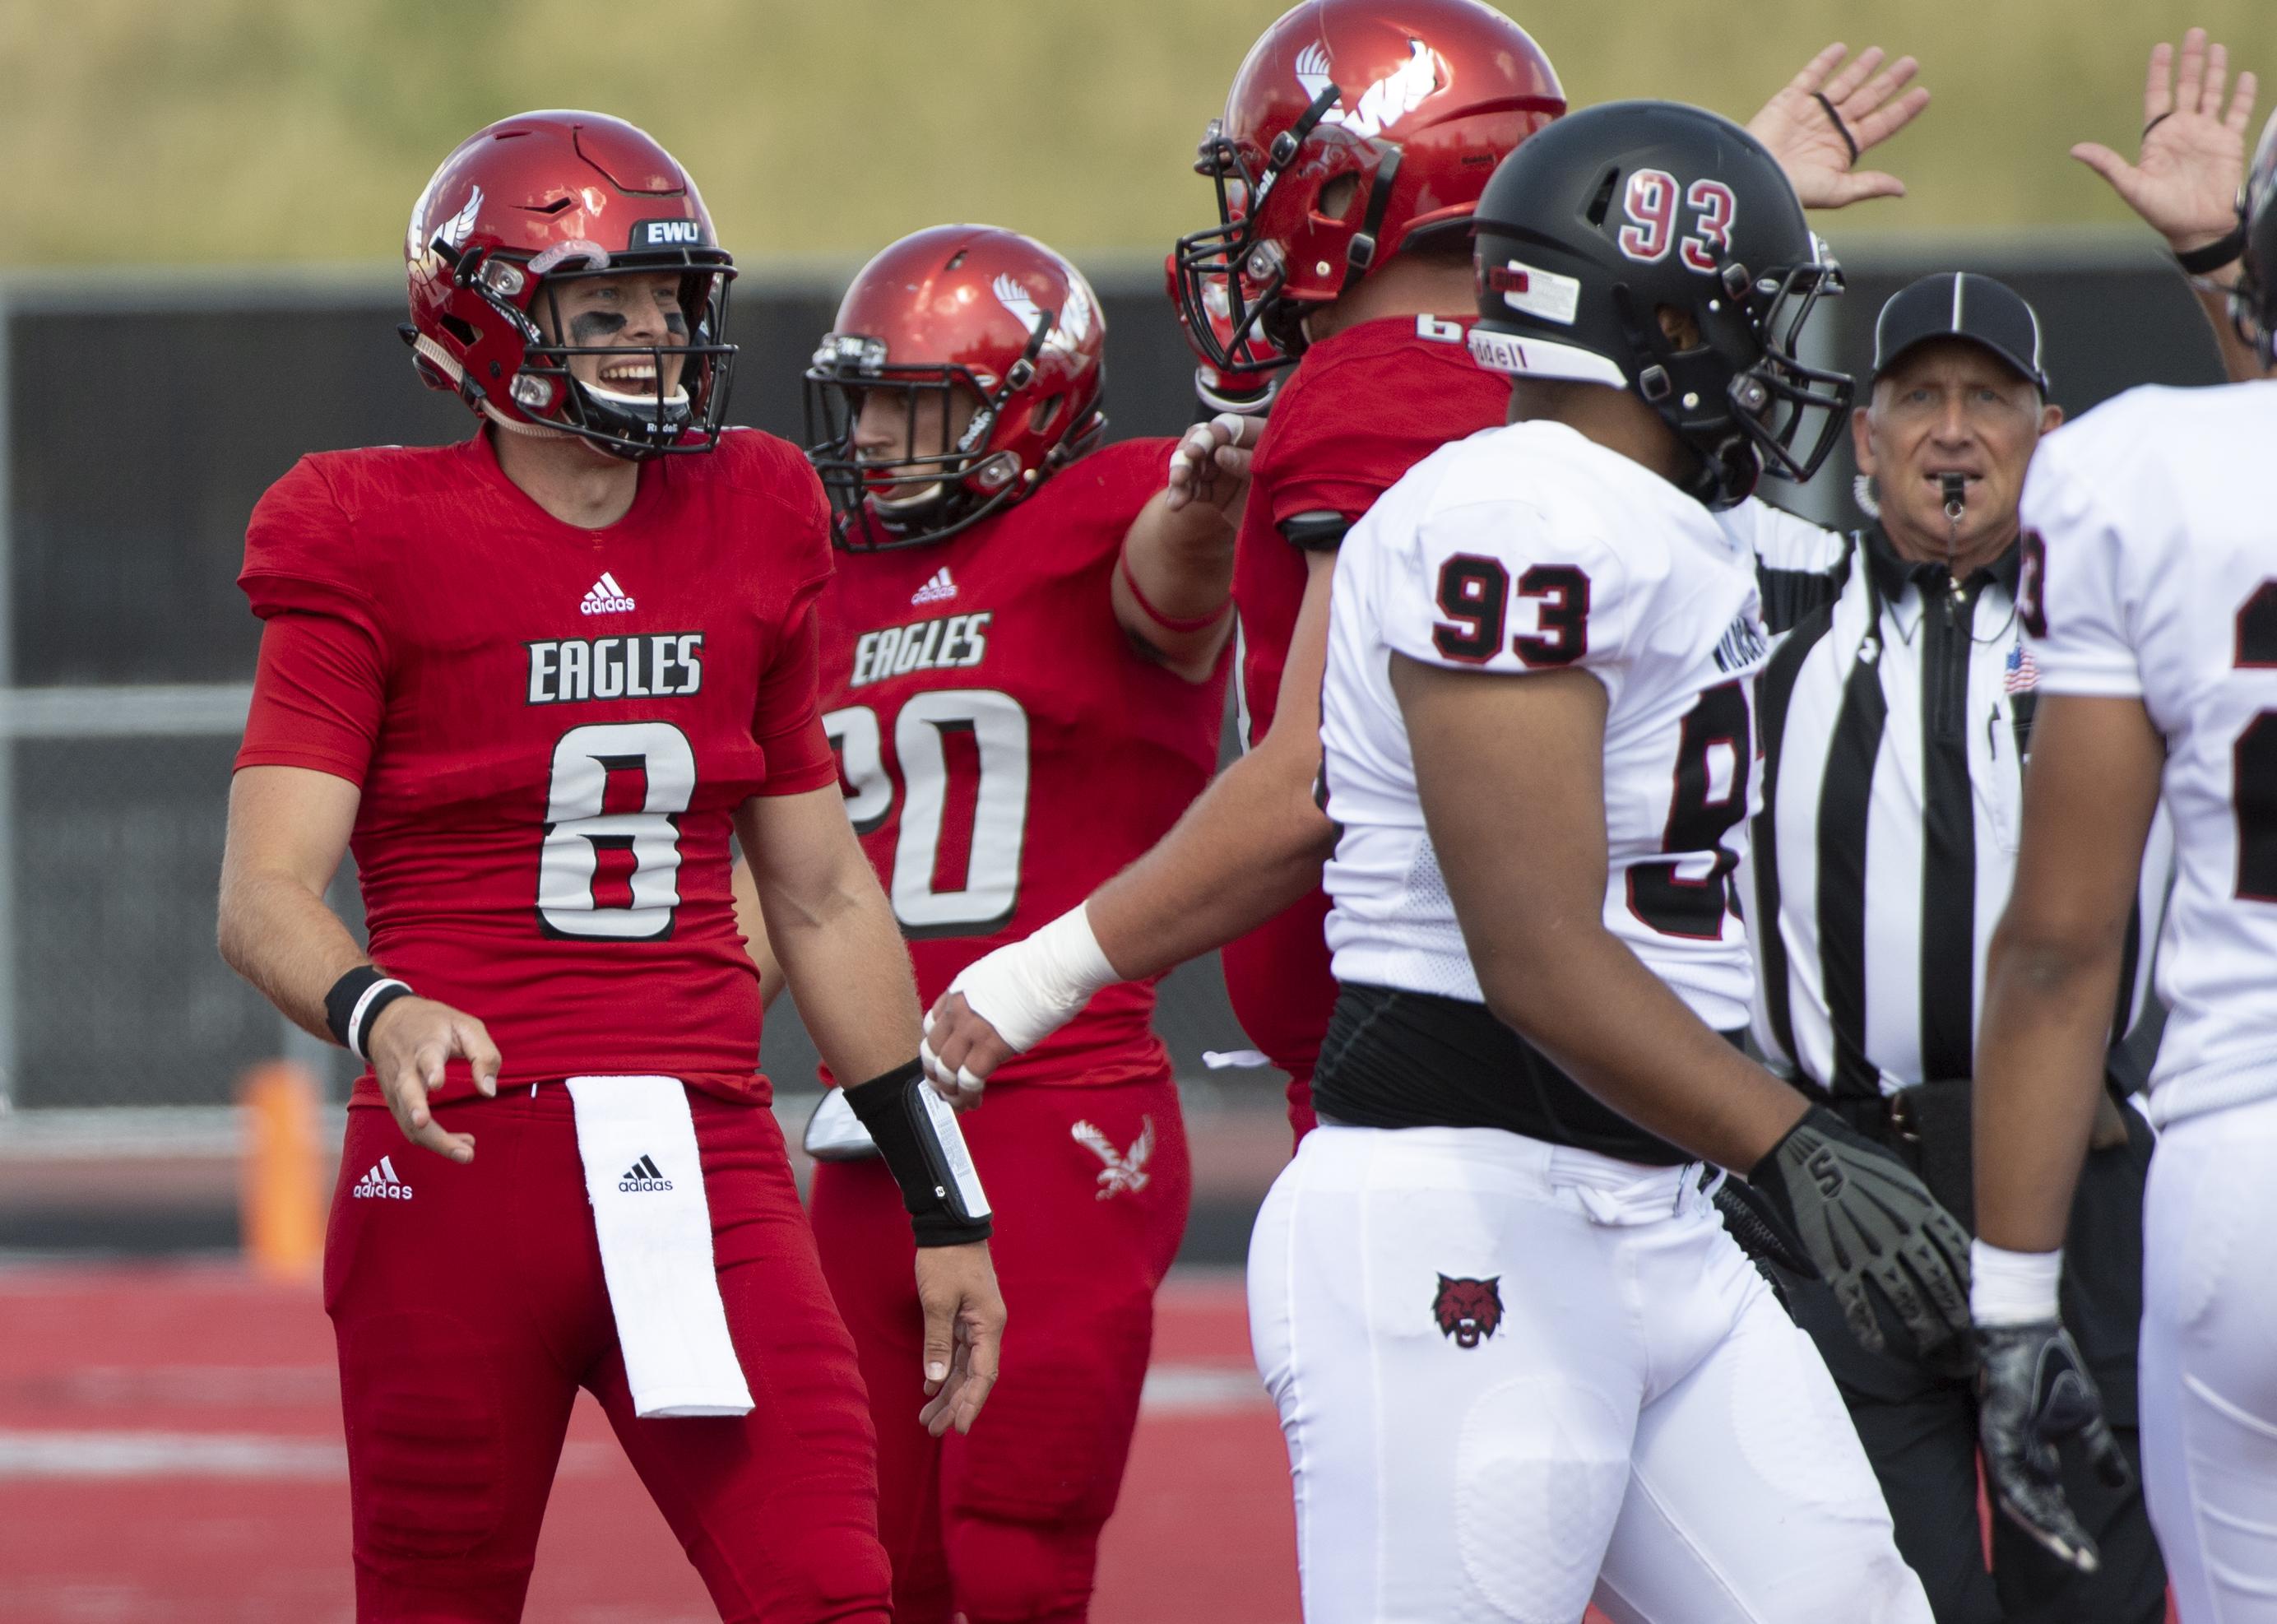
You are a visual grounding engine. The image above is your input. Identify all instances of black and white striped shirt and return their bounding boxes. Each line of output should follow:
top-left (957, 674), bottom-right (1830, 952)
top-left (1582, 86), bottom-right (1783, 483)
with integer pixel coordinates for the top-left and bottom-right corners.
top-left (1731, 509), bottom-right (2170, 1100)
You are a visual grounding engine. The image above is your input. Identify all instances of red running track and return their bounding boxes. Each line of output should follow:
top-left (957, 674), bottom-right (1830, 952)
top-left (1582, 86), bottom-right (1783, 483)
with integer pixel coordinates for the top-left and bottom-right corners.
top-left (0, 1261), bottom-right (1308, 1623)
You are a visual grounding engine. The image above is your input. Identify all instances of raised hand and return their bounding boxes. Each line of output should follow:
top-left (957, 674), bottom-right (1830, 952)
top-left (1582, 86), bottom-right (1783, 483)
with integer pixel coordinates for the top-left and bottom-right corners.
top-left (1164, 411), bottom-right (1263, 517)
top-left (1748, 43), bottom-right (1930, 210)
top-left (2074, 27), bottom-right (2259, 257)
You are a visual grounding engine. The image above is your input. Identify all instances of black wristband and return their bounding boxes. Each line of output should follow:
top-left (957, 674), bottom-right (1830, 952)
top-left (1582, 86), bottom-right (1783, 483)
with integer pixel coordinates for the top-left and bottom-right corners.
top-left (323, 964), bottom-right (415, 1062)
top-left (842, 1060), bottom-right (994, 1247)
top-left (2177, 223), bottom-right (2249, 276)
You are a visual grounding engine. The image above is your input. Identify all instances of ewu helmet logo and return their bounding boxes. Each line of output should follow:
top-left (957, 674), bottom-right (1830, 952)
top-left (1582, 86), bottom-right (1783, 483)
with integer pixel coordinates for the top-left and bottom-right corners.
top-left (991, 274), bottom-right (1095, 360)
top-left (619, 1155), bottom-right (674, 1193)
top-left (1432, 1274), bottom-right (1503, 1348)
top-left (631, 218), bottom-right (706, 248)
top-left (1295, 38), bottom-right (1444, 141)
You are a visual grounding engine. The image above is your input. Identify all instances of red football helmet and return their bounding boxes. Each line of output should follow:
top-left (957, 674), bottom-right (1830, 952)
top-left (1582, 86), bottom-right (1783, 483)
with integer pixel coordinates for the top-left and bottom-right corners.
top-left (805, 225), bottom-right (1109, 550)
top-left (1171, 0), bottom-right (1564, 378)
top-left (403, 110), bottom-right (736, 459)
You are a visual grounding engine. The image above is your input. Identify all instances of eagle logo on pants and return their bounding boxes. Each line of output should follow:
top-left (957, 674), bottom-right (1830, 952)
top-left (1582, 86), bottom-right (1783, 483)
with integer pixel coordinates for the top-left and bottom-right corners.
top-left (1433, 1275), bottom-right (1503, 1348)
top-left (1071, 1116), bottom-right (1154, 1199)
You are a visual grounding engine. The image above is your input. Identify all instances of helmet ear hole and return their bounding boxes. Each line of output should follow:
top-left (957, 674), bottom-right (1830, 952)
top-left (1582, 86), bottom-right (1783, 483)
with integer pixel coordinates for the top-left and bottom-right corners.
top-left (438, 313), bottom-right (479, 348)
top-left (1028, 393), bottom-right (1064, 435)
top-left (1317, 174), bottom-right (1361, 222)
top-left (1585, 168), bottom-right (1621, 227)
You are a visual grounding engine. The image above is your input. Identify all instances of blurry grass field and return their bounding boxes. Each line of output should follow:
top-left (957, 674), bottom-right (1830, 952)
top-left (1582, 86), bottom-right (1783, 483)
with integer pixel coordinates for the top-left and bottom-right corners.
top-left (4, 0), bottom-right (2275, 271)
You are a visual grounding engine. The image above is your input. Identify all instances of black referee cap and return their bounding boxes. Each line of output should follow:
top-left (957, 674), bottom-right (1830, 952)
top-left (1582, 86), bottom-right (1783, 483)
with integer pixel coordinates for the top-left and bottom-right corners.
top-left (1871, 271), bottom-right (2048, 392)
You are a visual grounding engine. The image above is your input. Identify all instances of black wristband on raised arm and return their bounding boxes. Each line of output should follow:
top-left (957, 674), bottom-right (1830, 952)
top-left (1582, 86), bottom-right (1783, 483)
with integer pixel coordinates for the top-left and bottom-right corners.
top-left (842, 1058), bottom-right (994, 1247)
top-left (324, 964), bottom-right (415, 1062)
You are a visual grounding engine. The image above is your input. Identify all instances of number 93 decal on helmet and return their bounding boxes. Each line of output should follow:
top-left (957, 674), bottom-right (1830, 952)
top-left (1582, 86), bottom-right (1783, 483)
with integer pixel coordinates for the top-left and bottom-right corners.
top-left (1466, 100), bottom-right (1855, 510)
top-left (402, 111), bottom-right (738, 461)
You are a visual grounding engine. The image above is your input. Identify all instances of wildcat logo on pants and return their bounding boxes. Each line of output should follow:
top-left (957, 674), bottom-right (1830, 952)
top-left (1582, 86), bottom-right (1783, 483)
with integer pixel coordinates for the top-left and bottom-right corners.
top-left (1433, 1274), bottom-right (1503, 1348)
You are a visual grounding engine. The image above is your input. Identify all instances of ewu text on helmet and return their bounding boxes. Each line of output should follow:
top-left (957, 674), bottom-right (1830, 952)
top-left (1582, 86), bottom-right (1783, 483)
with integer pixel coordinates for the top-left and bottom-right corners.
top-left (1466, 100), bottom-right (1853, 509)
top-left (402, 111), bottom-right (738, 461)
top-left (1170, 0), bottom-right (1564, 378)
top-left (805, 225), bottom-right (1109, 552)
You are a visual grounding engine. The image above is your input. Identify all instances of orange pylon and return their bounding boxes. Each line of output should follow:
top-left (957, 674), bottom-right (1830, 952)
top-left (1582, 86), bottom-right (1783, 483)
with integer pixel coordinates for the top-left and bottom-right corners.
top-left (239, 1060), bottom-right (325, 1283)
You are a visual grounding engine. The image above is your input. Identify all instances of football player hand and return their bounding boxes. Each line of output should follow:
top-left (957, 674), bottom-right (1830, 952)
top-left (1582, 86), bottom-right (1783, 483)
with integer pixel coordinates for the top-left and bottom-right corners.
top-left (1164, 411), bottom-right (1262, 517)
top-left (922, 905), bottom-right (1120, 1100)
top-left (1748, 1104), bottom-right (1973, 1364)
top-left (1977, 1319), bottom-right (2131, 1573)
top-left (914, 1240), bottom-right (1006, 1437)
top-left (2074, 28), bottom-right (2258, 259)
top-left (366, 995), bottom-right (501, 1164)
top-left (1748, 43), bottom-right (1928, 209)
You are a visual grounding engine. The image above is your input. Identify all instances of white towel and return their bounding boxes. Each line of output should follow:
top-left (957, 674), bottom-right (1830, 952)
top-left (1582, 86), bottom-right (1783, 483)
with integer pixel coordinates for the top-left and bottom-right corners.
top-left (566, 1075), bottom-right (754, 1418)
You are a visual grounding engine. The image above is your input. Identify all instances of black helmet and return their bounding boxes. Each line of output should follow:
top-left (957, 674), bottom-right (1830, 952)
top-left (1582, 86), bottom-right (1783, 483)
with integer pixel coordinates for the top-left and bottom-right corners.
top-left (2234, 109), bottom-right (2277, 369)
top-left (1466, 100), bottom-right (1851, 509)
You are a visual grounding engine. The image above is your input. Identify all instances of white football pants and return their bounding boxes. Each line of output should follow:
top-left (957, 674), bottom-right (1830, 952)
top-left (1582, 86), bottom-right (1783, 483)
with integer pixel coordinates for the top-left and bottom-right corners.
top-left (2140, 1093), bottom-right (2277, 1622)
top-left (1247, 1122), bottom-right (1932, 1623)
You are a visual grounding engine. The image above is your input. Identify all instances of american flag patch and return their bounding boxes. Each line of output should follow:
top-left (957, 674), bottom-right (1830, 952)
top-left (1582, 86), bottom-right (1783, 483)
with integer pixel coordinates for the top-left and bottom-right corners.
top-left (2005, 638), bottom-right (2039, 694)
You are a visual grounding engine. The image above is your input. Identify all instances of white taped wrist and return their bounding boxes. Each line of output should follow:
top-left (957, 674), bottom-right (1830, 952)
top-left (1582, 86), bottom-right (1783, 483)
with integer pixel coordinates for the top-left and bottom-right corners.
top-left (944, 903), bottom-right (1119, 1055)
top-left (1971, 1240), bottom-right (2063, 1326)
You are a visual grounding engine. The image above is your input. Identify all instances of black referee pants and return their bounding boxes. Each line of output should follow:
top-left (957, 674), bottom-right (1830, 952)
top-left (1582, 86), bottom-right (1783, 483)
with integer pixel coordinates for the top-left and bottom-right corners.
top-left (1782, 1103), bottom-right (2166, 1624)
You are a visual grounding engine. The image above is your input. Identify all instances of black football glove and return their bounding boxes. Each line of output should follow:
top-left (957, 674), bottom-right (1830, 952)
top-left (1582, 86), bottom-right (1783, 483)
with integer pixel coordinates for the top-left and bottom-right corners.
top-left (1748, 1105), bottom-right (1973, 1364)
top-left (1976, 1319), bottom-right (2131, 1574)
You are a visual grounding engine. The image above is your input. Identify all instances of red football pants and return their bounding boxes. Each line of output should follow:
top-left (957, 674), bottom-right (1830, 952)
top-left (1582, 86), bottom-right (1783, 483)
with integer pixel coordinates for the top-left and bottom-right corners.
top-left (809, 1075), bottom-right (1190, 1624)
top-left (326, 1087), bottom-right (889, 1623)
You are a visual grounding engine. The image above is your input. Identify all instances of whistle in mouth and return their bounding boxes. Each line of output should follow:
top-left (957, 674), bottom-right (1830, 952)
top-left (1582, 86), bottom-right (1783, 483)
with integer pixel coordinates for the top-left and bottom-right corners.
top-left (1941, 473), bottom-right (1967, 522)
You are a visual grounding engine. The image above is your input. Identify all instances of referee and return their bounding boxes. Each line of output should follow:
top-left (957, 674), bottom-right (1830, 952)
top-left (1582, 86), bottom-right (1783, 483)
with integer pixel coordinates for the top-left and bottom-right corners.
top-left (1745, 274), bottom-right (2170, 1623)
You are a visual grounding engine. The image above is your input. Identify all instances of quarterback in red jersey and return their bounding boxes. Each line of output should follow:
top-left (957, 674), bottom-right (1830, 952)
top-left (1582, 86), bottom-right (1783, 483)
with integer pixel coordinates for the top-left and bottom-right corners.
top-left (743, 225), bottom-right (1241, 1624)
top-left (216, 113), bottom-right (1004, 1623)
top-left (925, 0), bottom-right (1934, 1139)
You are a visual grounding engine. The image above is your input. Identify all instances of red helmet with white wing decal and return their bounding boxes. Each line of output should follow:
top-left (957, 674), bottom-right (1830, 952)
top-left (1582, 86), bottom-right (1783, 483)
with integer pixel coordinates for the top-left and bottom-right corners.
top-left (805, 225), bottom-right (1109, 550)
top-left (1171, 0), bottom-right (1565, 378)
top-left (403, 110), bottom-right (736, 459)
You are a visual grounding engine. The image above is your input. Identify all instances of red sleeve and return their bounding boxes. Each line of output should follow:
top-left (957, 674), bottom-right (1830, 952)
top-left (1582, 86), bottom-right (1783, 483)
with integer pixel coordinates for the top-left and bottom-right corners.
top-left (239, 456), bottom-right (387, 643)
top-left (236, 610), bottom-right (386, 784)
top-left (1255, 378), bottom-right (1408, 530)
top-left (753, 603), bottom-right (836, 796)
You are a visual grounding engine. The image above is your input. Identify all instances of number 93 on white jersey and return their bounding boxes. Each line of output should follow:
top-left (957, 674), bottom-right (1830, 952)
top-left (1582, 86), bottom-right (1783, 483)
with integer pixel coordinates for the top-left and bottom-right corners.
top-left (1320, 419), bottom-right (1769, 1032)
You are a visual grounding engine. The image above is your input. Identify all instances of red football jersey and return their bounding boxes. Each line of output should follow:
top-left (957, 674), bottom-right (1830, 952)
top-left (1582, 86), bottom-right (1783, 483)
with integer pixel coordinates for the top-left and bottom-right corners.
top-left (814, 436), bottom-right (1227, 1089)
top-left (1221, 314), bottom-right (1507, 1091)
top-left (236, 429), bottom-right (840, 1109)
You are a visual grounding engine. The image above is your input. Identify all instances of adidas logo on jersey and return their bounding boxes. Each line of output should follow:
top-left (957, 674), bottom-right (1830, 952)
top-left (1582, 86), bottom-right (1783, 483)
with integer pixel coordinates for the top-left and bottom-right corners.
top-left (581, 573), bottom-right (636, 615)
top-left (351, 1155), bottom-right (413, 1200)
top-left (619, 1153), bottom-right (674, 1193)
top-left (911, 568), bottom-right (958, 606)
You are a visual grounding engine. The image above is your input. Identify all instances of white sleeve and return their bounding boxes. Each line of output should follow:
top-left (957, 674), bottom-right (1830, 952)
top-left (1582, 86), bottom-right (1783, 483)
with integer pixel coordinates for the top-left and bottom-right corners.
top-left (2019, 432), bottom-right (2145, 700)
top-left (1723, 496), bottom-right (1847, 575)
top-left (1378, 495), bottom-right (1642, 703)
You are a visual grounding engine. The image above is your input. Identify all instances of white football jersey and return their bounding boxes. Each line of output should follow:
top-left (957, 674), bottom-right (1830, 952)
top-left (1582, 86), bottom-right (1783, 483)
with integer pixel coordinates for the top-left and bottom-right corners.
top-left (1322, 419), bottom-right (1767, 1031)
top-left (2021, 380), bottom-right (2277, 1127)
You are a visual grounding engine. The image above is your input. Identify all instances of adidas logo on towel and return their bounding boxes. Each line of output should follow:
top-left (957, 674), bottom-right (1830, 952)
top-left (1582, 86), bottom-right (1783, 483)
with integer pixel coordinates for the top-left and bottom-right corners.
top-left (619, 1153), bottom-right (674, 1194)
top-left (351, 1155), bottom-right (413, 1200)
top-left (581, 572), bottom-right (636, 615)
top-left (910, 567), bottom-right (957, 606)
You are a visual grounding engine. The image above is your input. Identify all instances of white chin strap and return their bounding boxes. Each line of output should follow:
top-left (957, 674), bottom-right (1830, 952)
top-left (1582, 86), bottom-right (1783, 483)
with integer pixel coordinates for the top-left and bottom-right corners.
top-left (411, 332), bottom-right (573, 440)
top-left (1466, 327), bottom-right (1629, 389)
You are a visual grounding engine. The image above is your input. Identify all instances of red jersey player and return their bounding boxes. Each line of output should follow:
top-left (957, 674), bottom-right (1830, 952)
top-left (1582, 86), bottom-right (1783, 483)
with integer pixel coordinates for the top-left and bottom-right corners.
top-left (743, 225), bottom-right (1242, 1624)
top-left (216, 113), bottom-right (1003, 1623)
top-left (924, 1), bottom-right (1934, 1141)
